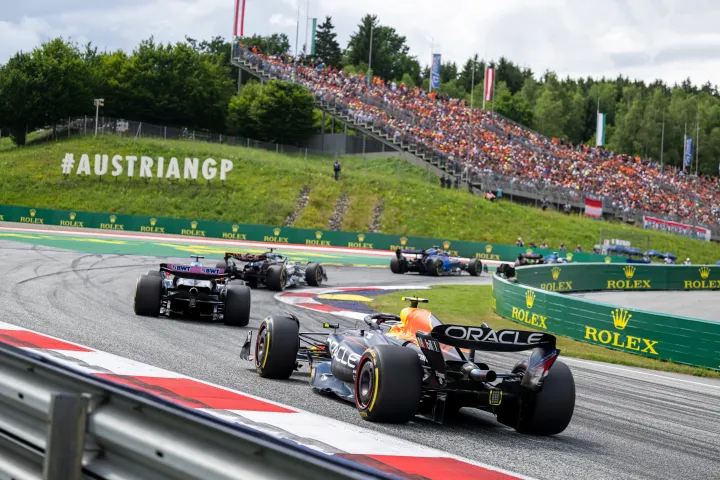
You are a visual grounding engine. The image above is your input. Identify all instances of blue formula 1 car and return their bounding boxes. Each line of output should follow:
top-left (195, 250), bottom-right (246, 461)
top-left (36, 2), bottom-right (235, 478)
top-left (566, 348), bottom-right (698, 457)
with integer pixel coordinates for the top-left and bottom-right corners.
top-left (390, 247), bottom-right (484, 276)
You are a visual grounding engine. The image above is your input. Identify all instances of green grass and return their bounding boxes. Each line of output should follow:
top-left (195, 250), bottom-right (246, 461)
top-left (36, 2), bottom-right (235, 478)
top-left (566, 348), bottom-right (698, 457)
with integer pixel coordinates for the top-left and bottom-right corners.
top-left (1, 134), bottom-right (720, 262)
top-left (372, 285), bottom-right (720, 378)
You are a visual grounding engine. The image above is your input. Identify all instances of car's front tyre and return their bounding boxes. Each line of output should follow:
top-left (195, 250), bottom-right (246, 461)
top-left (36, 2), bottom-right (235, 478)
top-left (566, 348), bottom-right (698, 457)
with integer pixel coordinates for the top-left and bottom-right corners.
top-left (255, 315), bottom-right (299, 379)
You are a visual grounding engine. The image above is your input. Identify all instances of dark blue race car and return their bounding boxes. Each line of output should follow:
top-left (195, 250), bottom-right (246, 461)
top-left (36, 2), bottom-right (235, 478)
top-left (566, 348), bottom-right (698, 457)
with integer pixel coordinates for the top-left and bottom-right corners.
top-left (390, 247), bottom-right (483, 276)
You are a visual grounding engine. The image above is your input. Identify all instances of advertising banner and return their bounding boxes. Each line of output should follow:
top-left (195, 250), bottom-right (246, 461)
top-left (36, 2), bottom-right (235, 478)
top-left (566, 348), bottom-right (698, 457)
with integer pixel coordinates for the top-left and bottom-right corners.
top-left (642, 215), bottom-right (711, 242)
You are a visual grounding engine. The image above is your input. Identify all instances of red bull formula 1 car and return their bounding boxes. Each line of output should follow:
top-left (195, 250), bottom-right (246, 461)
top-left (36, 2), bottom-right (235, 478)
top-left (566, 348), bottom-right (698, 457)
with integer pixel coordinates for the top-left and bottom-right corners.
top-left (240, 297), bottom-right (575, 435)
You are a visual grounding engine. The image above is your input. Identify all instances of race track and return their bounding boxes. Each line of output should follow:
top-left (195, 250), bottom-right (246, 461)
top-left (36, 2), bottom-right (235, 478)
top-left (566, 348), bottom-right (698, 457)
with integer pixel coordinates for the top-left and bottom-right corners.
top-left (1, 241), bottom-right (719, 480)
top-left (574, 291), bottom-right (718, 322)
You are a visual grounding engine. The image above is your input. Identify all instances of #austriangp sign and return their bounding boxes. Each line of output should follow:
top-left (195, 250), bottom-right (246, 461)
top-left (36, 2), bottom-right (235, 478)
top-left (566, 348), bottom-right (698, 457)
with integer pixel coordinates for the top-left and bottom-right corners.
top-left (61, 153), bottom-right (234, 181)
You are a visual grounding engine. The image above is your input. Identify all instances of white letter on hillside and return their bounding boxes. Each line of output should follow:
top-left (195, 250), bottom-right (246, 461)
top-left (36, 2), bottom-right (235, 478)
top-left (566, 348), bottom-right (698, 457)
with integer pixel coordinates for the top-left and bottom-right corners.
top-left (126, 156), bottom-right (138, 177)
top-left (166, 157), bottom-right (181, 179)
top-left (219, 159), bottom-right (233, 180)
top-left (202, 158), bottom-right (217, 180)
top-left (111, 155), bottom-right (123, 176)
top-left (94, 154), bottom-right (108, 175)
top-left (156, 157), bottom-right (164, 178)
top-left (76, 154), bottom-right (91, 175)
top-left (183, 157), bottom-right (199, 180)
top-left (140, 156), bottom-right (154, 178)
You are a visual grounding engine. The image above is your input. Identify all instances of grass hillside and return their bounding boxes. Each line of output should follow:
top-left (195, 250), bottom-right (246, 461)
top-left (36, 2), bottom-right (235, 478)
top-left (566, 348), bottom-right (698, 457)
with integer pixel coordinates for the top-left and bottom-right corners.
top-left (2, 135), bottom-right (720, 262)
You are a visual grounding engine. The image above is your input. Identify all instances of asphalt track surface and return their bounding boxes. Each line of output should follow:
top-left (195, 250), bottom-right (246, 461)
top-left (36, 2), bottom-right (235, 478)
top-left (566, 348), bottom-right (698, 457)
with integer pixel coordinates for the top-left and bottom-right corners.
top-left (1, 241), bottom-right (720, 480)
top-left (575, 291), bottom-right (718, 322)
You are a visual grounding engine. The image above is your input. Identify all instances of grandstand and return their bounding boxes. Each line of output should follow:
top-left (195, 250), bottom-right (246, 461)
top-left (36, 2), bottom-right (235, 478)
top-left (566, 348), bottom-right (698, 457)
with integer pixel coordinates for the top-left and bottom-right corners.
top-left (231, 44), bottom-right (720, 240)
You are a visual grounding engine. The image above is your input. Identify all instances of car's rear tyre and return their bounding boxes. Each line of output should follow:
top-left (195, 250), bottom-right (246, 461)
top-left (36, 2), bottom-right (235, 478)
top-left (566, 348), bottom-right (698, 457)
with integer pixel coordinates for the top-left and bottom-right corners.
top-left (266, 265), bottom-right (287, 291)
top-left (305, 263), bottom-right (324, 286)
top-left (390, 256), bottom-right (405, 274)
top-left (467, 259), bottom-right (482, 276)
top-left (255, 315), bottom-right (299, 379)
top-left (146, 270), bottom-right (163, 278)
top-left (134, 274), bottom-right (163, 317)
top-left (224, 283), bottom-right (251, 327)
top-left (427, 259), bottom-right (442, 277)
top-left (355, 345), bottom-right (422, 423)
top-left (515, 360), bottom-right (575, 435)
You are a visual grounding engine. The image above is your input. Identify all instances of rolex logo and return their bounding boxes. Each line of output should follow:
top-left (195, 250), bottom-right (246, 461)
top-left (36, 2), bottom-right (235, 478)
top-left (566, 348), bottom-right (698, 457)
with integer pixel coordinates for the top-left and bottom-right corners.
top-left (566, 253), bottom-right (573, 261)
top-left (699, 266), bottom-right (711, 279)
top-left (191, 221), bottom-right (198, 230)
top-left (526, 248), bottom-right (533, 255)
top-left (232, 224), bottom-right (239, 233)
top-left (273, 228), bottom-right (281, 236)
top-left (150, 217), bottom-right (157, 226)
top-left (485, 245), bottom-right (493, 253)
top-left (400, 237), bottom-right (408, 246)
top-left (69, 212), bottom-right (76, 221)
top-left (30, 209), bottom-right (36, 217)
top-left (611, 308), bottom-right (632, 330)
top-left (110, 215), bottom-right (117, 224)
top-left (357, 233), bottom-right (365, 242)
top-left (525, 290), bottom-right (536, 309)
top-left (551, 266), bottom-right (561, 281)
top-left (623, 265), bottom-right (636, 279)
top-left (605, 256), bottom-right (612, 264)
top-left (315, 231), bottom-right (323, 240)
top-left (443, 240), bottom-right (451, 250)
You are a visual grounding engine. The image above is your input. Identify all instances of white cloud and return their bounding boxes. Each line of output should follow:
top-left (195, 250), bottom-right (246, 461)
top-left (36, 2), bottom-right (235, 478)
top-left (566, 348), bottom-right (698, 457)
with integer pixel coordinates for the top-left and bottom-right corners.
top-left (2, 0), bottom-right (720, 87)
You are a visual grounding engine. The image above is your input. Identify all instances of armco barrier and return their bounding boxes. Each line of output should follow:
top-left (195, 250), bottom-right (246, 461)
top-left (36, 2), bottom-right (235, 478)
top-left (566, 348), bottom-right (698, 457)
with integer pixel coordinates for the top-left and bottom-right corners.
top-left (0, 203), bottom-right (623, 264)
top-left (516, 263), bottom-right (720, 292)
top-left (0, 342), bottom-right (394, 480)
top-left (493, 265), bottom-right (720, 370)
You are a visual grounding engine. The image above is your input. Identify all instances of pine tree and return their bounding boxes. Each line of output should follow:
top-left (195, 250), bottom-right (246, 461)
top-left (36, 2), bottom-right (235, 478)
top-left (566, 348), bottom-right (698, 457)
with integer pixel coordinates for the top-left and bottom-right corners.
top-left (314, 16), bottom-right (342, 68)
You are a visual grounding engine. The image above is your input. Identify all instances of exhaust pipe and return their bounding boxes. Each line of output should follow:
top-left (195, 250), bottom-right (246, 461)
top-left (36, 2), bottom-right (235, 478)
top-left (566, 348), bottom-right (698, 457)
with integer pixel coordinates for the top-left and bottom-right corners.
top-left (462, 362), bottom-right (497, 382)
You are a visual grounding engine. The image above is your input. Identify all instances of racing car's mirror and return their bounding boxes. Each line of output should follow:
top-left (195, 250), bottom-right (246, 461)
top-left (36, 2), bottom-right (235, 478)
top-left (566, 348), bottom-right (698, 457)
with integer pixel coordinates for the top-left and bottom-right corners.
top-left (363, 313), bottom-right (400, 328)
top-left (322, 322), bottom-right (339, 330)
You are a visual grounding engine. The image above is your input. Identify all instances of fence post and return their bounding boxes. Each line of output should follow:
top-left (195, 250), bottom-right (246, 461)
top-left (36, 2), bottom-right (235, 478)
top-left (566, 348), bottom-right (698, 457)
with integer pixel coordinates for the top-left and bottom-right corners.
top-left (84, 115), bottom-right (87, 135)
top-left (276, 143), bottom-right (279, 163)
top-left (164, 126), bottom-right (167, 144)
top-left (68, 117), bottom-right (71, 138)
top-left (304, 148), bottom-right (307, 169)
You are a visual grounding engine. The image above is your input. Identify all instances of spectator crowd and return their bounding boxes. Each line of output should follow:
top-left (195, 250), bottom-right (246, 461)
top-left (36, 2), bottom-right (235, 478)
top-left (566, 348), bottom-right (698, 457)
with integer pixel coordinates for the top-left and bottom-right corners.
top-left (237, 45), bottom-right (720, 228)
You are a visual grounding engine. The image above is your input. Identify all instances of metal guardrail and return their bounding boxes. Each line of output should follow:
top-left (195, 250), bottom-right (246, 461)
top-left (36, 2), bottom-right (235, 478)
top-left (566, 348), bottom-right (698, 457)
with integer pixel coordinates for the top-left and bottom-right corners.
top-left (0, 343), bottom-right (398, 480)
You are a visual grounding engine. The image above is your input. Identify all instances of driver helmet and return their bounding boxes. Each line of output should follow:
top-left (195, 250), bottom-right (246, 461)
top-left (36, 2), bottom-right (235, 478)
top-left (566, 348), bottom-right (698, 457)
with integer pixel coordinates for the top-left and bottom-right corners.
top-left (399, 306), bottom-right (417, 326)
top-left (190, 261), bottom-right (202, 267)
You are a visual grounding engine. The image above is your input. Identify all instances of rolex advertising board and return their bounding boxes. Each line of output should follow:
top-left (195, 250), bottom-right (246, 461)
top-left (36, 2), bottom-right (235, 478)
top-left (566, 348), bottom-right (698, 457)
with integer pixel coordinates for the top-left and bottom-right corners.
top-left (493, 272), bottom-right (720, 370)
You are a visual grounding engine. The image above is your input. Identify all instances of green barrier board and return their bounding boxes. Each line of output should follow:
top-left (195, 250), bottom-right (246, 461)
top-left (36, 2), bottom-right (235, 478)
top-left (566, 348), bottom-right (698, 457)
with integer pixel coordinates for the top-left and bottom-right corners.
top-left (516, 263), bottom-right (720, 292)
top-left (493, 267), bottom-right (720, 370)
top-left (0, 204), bottom-right (624, 264)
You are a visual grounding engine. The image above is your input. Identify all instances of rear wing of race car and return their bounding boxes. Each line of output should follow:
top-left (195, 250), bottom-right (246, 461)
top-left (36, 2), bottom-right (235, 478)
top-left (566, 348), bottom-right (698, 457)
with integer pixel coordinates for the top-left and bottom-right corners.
top-left (224, 252), bottom-right (267, 263)
top-left (430, 324), bottom-right (556, 352)
top-left (396, 248), bottom-right (425, 259)
top-left (159, 263), bottom-right (231, 280)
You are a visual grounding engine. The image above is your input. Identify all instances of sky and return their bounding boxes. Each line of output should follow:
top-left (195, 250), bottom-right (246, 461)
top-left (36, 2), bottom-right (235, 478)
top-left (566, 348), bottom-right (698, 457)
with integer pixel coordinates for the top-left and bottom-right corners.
top-left (3, 0), bottom-right (720, 87)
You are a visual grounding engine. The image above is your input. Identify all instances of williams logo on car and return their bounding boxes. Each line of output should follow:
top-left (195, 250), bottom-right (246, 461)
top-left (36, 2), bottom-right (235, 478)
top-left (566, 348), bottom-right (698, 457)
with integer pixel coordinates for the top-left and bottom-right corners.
top-left (222, 224), bottom-right (247, 240)
top-left (100, 214), bottom-right (125, 230)
top-left (20, 209), bottom-right (44, 224)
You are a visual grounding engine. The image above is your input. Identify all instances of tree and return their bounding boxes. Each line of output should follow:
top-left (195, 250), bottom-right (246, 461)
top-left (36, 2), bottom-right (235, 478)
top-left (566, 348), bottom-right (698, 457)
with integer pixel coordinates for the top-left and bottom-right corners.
top-left (227, 81), bottom-right (315, 145)
top-left (532, 77), bottom-right (566, 138)
top-left (314, 16), bottom-right (342, 67)
top-left (458, 55), bottom-right (485, 95)
top-left (439, 61), bottom-right (458, 84)
top-left (345, 14), bottom-right (416, 80)
top-left (0, 38), bottom-right (92, 145)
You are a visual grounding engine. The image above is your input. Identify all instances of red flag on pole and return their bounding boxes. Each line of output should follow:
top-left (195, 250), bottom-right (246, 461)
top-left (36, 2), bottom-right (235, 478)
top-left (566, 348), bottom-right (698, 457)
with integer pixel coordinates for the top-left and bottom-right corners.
top-left (484, 68), bottom-right (495, 102)
top-left (233, 0), bottom-right (246, 37)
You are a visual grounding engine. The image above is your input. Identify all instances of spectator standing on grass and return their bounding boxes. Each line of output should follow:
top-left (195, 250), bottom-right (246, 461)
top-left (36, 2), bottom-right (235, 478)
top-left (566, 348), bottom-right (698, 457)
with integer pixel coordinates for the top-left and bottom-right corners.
top-left (454, 177), bottom-right (459, 189)
top-left (333, 159), bottom-right (341, 180)
top-left (516, 237), bottom-right (525, 247)
top-left (540, 241), bottom-right (548, 249)
top-left (530, 242), bottom-right (537, 248)
top-left (559, 243), bottom-right (567, 251)
top-left (440, 175), bottom-right (446, 188)
top-left (575, 245), bottom-right (583, 253)
top-left (563, 203), bottom-right (571, 214)
top-left (542, 198), bottom-right (549, 211)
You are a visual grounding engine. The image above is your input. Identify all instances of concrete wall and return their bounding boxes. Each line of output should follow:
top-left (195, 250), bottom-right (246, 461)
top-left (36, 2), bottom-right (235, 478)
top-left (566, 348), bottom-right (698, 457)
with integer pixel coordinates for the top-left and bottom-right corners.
top-left (302, 133), bottom-right (388, 155)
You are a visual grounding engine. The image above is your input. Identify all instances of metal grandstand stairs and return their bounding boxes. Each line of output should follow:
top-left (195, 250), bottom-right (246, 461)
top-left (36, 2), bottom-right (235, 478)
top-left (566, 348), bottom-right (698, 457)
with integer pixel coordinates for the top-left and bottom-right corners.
top-left (230, 54), bottom-right (455, 180)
